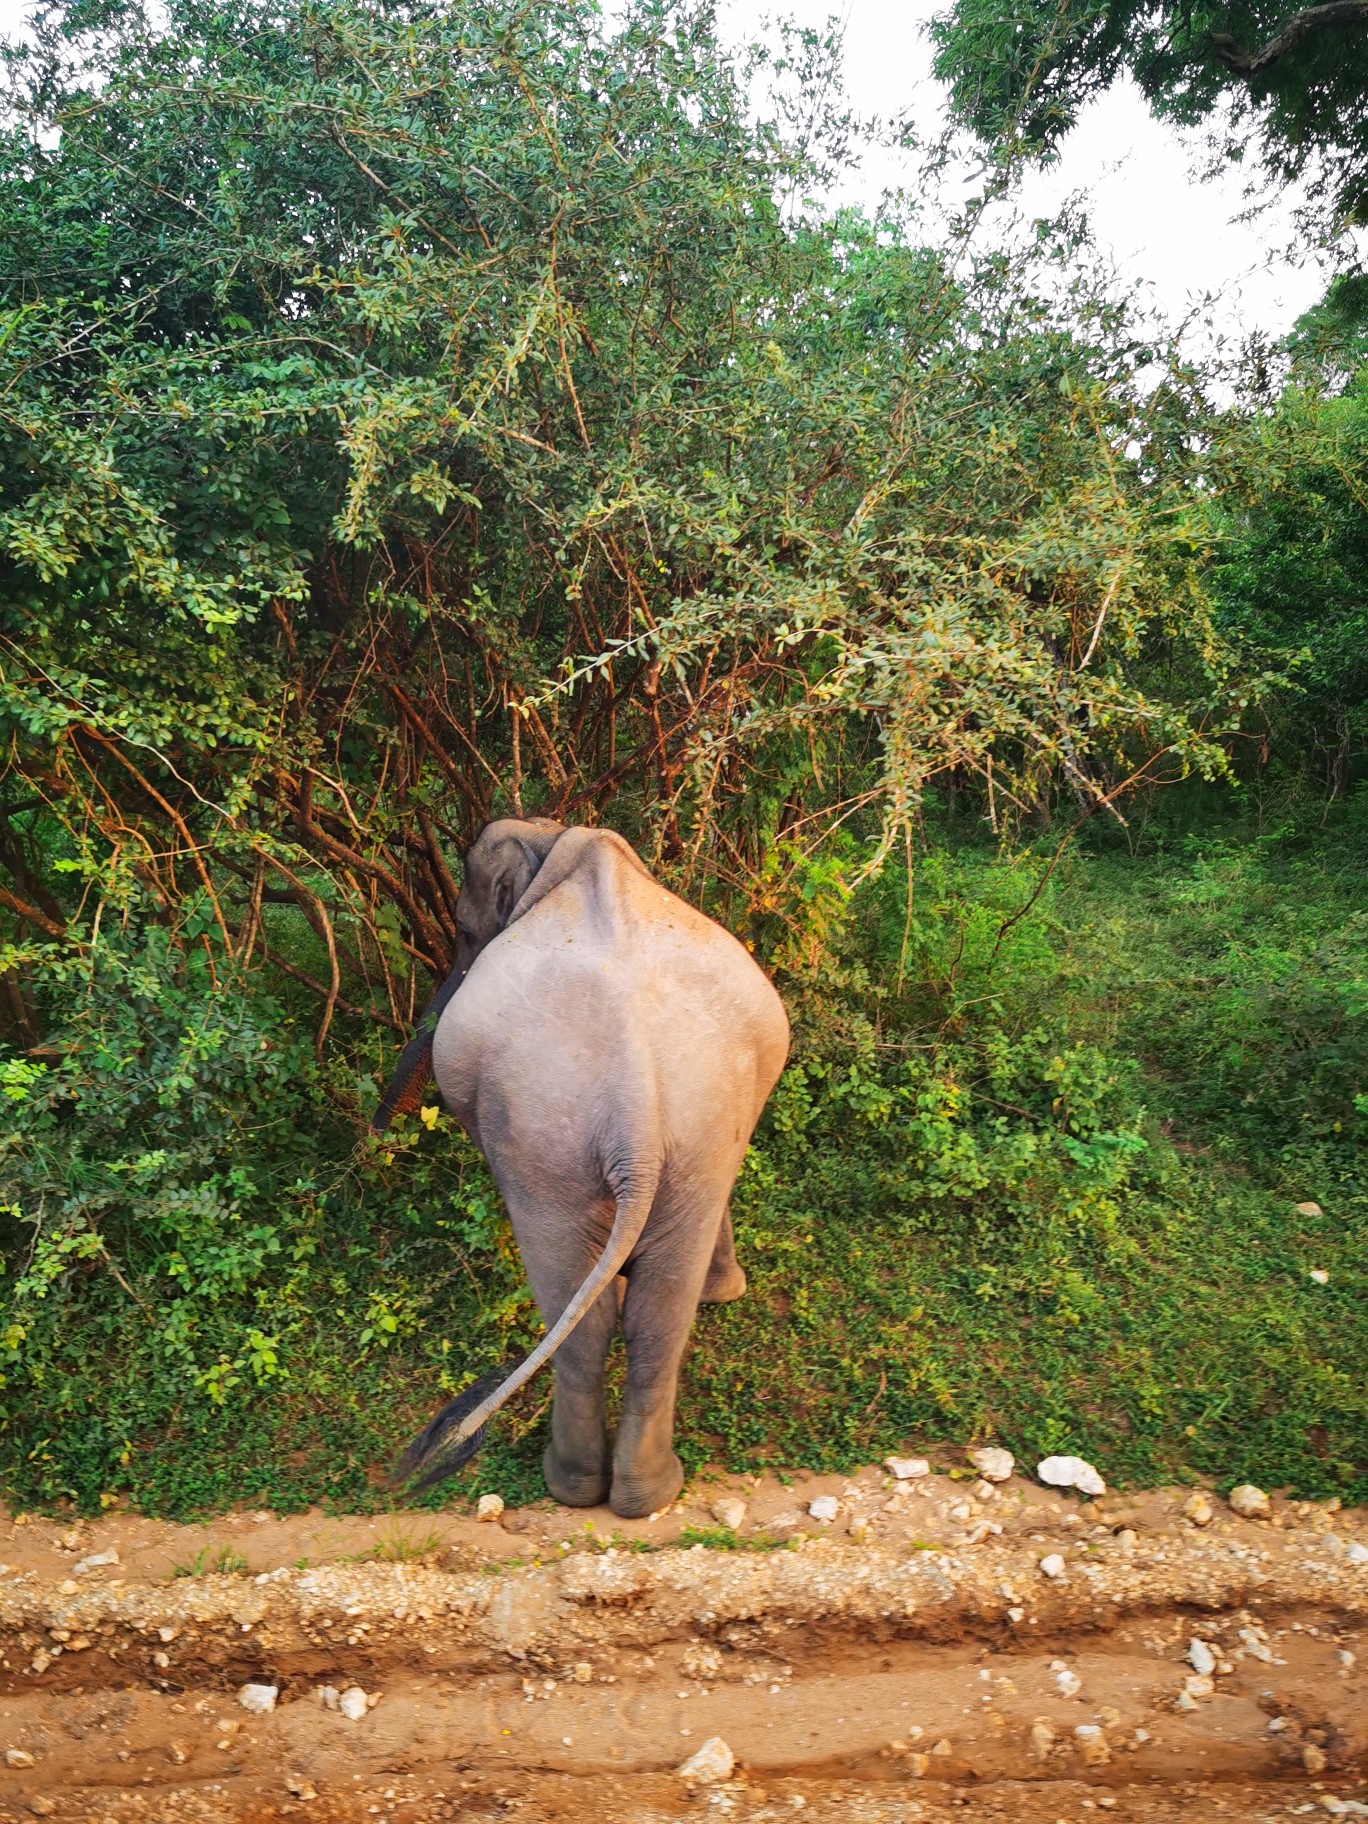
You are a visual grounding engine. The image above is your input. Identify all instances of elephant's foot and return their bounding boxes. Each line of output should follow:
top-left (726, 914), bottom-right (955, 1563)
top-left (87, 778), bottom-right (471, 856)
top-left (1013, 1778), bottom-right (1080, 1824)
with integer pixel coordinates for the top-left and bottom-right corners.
top-left (610, 1450), bottom-right (684, 1519)
top-left (542, 1442), bottom-right (610, 1508)
top-left (700, 1262), bottom-right (747, 1303)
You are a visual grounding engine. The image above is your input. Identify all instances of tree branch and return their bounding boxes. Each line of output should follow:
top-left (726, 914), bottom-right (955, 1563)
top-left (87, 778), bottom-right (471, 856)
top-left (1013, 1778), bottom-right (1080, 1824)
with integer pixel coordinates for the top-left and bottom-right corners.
top-left (1207, 0), bottom-right (1368, 76)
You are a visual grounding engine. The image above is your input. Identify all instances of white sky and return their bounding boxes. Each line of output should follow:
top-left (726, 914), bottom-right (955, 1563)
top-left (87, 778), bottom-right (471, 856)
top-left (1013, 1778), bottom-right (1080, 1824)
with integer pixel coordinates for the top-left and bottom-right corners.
top-left (0, 0), bottom-right (1341, 344)
top-left (721, 0), bottom-right (1338, 348)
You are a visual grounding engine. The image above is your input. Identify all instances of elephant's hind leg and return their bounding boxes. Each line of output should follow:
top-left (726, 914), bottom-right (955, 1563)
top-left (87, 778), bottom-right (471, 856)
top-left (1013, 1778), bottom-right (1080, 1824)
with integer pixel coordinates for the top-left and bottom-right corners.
top-left (700, 1206), bottom-right (746, 1303)
top-left (610, 1184), bottom-right (736, 1517)
top-left (503, 1185), bottom-right (617, 1508)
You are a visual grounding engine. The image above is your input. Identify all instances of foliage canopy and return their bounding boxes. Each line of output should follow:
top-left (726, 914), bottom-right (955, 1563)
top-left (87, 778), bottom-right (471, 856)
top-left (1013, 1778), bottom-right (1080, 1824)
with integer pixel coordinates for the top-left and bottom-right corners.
top-left (931, 0), bottom-right (1368, 235)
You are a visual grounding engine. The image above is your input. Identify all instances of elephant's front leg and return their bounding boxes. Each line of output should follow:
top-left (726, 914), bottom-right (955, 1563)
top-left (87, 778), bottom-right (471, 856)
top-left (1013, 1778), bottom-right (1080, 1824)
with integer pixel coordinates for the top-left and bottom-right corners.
top-left (700, 1205), bottom-right (746, 1303)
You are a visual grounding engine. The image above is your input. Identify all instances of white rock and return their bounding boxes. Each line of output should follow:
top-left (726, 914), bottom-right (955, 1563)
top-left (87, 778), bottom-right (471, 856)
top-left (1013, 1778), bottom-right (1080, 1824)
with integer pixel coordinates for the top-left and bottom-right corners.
top-left (1182, 1492), bottom-right (1214, 1527)
top-left (884, 1456), bottom-right (931, 1481)
top-left (476, 1493), bottom-right (505, 1522)
top-left (1036, 1455), bottom-right (1106, 1497)
top-left (338, 1686), bottom-right (369, 1722)
top-left (676, 1736), bottom-right (734, 1783)
top-left (74, 1549), bottom-right (119, 1574)
top-left (1182, 1675), bottom-right (1214, 1699)
top-left (968, 1447), bottom-right (1014, 1482)
top-left (1228, 1484), bottom-right (1272, 1519)
top-left (1294, 1201), bottom-right (1323, 1216)
top-left (1039, 1554), bottom-right (1067, 1580)
top-left (711, 1496), bottom-right (748, 1530)
top-left (238, 1683), bottom-right (278, 1715)
top-left (1187, 1639), bottom-right (1216, 1677)
top-left (5, 1750), bottom-right (35, 1768)
top-left (1345, 1540), bottom-right (1368, 1565)
top-left (1052, 1665), bottom-right (1082, 1697)
top-left (285, 1773), bottom-right (318, 1800)
top-left (314, 1685), bottom-right (340, 1710)
top-left (1309, 1268), bottom-right (1330, 1285)
top-left (808, 1495), bottom-right (840, 1523)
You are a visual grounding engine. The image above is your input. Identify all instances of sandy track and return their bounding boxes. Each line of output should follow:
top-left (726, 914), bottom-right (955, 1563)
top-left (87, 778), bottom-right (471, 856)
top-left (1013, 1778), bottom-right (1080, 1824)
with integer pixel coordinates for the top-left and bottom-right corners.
top-left (0, 1465), bottom-right (1362, 1821)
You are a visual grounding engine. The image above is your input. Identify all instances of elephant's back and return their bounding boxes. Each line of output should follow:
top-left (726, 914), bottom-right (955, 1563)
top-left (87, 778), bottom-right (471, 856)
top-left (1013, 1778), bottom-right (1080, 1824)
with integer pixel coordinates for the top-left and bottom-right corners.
top-left (431, 845), bottom-right (787, 1149)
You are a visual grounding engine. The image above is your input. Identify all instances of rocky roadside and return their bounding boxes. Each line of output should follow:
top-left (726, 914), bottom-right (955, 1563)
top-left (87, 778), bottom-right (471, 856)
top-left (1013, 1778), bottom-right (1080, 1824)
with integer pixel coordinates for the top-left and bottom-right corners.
top-left (0, 1463), bottom-right (1360, 1822)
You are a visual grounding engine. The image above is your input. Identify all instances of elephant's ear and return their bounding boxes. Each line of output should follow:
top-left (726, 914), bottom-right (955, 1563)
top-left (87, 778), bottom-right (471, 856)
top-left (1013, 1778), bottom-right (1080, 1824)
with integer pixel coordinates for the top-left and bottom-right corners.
top-left (493, 838), bottom-right (540, 928)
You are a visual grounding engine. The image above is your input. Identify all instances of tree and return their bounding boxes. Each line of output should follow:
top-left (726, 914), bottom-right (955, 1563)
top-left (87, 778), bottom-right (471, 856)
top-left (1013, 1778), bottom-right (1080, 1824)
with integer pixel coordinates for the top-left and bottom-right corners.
top-left (0, 0), bottom-right (1240, 1060)
top-left (931, 0), bottom-right (1368, 233)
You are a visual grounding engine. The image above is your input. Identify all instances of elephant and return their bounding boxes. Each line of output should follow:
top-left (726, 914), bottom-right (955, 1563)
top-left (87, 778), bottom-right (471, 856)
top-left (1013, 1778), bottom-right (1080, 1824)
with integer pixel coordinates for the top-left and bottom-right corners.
top-left (374, 816), bottom-right (790, 1518)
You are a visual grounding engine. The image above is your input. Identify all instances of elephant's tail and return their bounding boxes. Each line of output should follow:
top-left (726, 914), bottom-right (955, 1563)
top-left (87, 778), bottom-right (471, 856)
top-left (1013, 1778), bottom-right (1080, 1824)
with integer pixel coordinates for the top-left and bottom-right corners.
top-left (392, 1159), bottom-right (660, 1492)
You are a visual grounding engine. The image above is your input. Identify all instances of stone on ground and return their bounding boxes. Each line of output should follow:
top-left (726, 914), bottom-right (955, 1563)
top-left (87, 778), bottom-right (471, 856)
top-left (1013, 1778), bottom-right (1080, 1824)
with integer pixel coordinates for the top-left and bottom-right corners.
top-left (238, 1683), bottom-right (279, 1715)
top-left (676, 1736), bottom-right (734, 1783)
top-left (968, 1447), bottom-right (1014, 1482)
top-left (1229, 1483), bottom-right (1272, 1519)
top-left (711, 1495), bottom-right (748, 1530)
top-left (1037, 1454), bottom-right (1106, 1496)
top-left (884, 1455), bottom-right (931, 1480)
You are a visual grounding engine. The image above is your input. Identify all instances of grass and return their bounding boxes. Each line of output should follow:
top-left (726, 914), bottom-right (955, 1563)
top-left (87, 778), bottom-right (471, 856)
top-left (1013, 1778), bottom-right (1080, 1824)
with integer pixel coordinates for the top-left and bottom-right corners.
top-left (351, 1520), bottom-right (447, 1563)
top-left (2, 790), bottom-right (1364, 1516)
top-left (171, 1543), bottom-right (250, 1578)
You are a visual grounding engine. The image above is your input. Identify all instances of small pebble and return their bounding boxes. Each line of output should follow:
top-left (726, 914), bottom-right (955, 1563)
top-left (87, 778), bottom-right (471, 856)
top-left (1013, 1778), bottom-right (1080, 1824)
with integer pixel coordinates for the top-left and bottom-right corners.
top-left (808, 1495), bottom-right (840, 1523)
top-left (1187, 1639), bottom-right (1216, 1677)
top-left (1294, 1201), bottom-right (1323, 1216)
top-left (1052, 1665), bottom-right (1081, 1697)
top-left (286, 1773), bottom-right (318, 1799)
top-left (1346, 1540), bottom-right (1368, 1565)
top-left (5, 1750), bottom-right (34, 1768)
top-left (711, 1496), bottom-right (748, 1530)
top-left (1302, 1742), bottom-right (1328, 1774)
top-left (1182, 1492), bottom-right (1214, 1527)
top-left (238, 1682), bottom-right (278, 1715)
top-left (476, 1494), bottom-right (505, 1523)
top-left (338, 1686), bottom-right (370, 1721)
top-left (1039, 1553), bottom-right (1066, 1579)
top-left (1309, 1268), bottom-right (1330, 1285)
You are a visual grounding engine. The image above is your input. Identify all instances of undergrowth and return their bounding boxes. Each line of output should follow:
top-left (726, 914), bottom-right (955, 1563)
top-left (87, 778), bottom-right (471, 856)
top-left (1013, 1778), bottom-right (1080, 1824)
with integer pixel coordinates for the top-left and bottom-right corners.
top-left (0, 790), bottom-right (1363, 1516)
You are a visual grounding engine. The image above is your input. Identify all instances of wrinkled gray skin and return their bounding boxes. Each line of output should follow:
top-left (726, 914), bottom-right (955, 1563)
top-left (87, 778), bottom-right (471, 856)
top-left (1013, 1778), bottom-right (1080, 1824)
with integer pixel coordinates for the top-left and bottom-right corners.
top-left (417, 818), bottom-right (789, 1518)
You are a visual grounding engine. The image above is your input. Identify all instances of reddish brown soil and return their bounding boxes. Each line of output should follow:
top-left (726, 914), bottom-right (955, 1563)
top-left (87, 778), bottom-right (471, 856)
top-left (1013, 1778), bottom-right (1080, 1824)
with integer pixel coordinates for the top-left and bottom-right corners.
top-left (0, 1463), bottom-right (1362, 1822)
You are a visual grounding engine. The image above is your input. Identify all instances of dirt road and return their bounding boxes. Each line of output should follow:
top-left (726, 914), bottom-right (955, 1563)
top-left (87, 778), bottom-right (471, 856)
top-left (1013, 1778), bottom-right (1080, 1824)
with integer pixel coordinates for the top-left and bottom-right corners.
top-left (0, 1462), bottom-right (1362, 1822)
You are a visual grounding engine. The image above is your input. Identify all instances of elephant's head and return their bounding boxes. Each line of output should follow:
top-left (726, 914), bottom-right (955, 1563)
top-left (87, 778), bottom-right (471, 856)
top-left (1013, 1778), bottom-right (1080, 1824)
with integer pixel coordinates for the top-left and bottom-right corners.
top-left (370, 816), bottom-right (563, 1134)
top-left (454, 816), bottom-right (564, 971)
